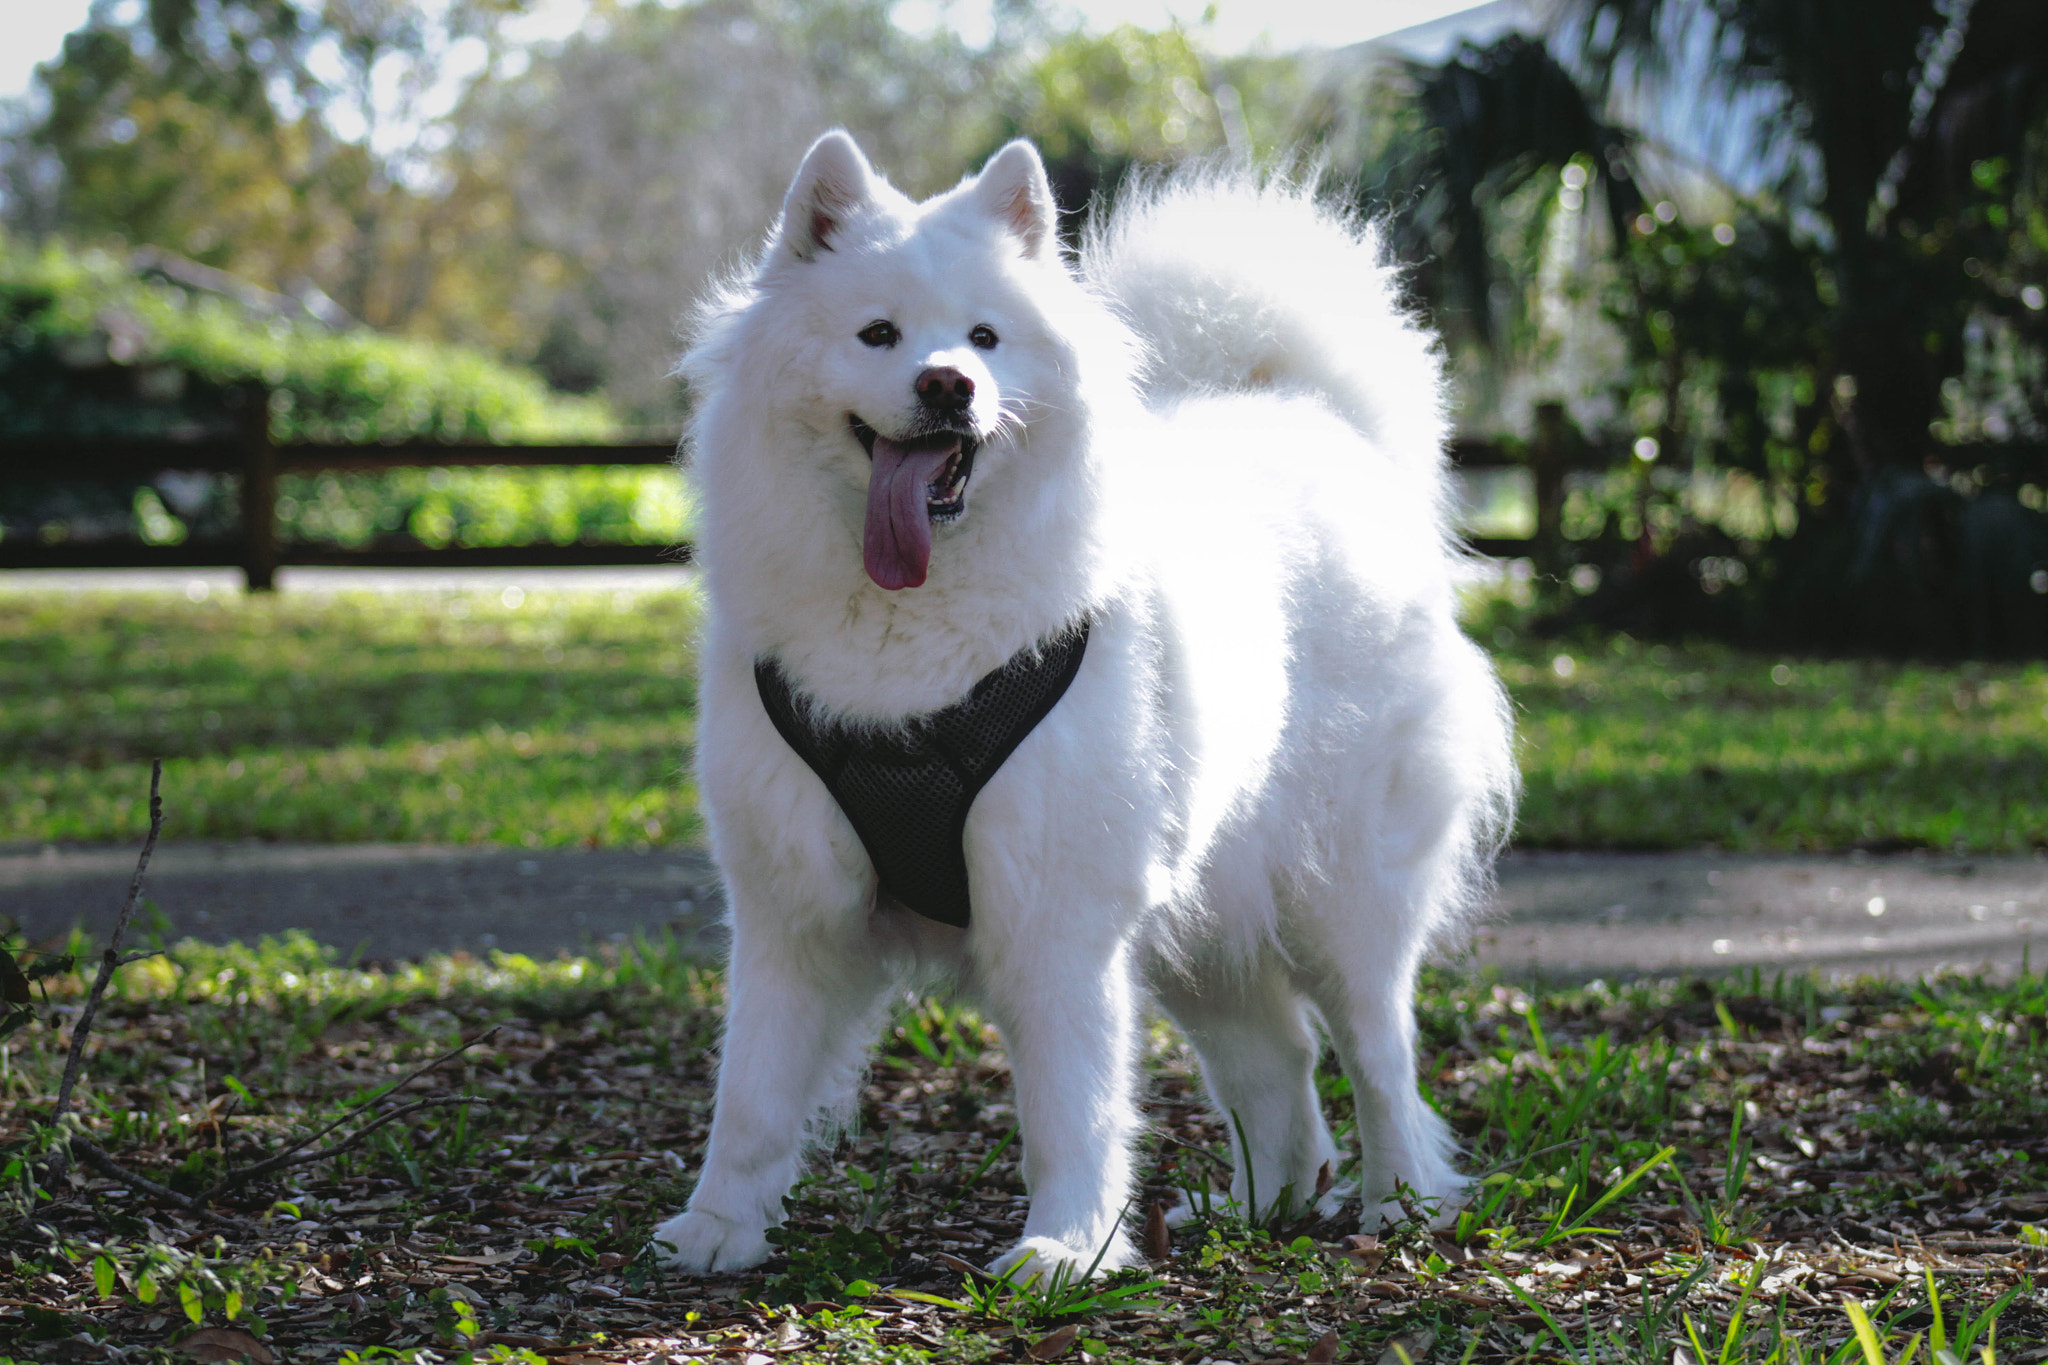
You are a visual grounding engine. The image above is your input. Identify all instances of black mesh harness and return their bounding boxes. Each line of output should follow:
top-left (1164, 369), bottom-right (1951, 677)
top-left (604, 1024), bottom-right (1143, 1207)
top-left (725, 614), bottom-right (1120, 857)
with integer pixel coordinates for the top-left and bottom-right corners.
top-left (754, 622), bottom-right (1090, 928)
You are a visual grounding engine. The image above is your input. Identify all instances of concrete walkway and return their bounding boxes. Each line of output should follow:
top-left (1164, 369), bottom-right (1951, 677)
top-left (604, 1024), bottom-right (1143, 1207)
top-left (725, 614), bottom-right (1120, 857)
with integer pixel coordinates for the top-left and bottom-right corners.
top-left (3, 841), bottom-right (2041, 981)
top-left (1474, 849), bottom-right (2043, 980)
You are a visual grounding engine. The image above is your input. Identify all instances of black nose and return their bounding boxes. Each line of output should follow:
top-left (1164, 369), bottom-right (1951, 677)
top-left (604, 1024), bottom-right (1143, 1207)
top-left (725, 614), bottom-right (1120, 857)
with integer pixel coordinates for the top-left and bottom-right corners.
top-left (916, 366), bottom-right (974, 412)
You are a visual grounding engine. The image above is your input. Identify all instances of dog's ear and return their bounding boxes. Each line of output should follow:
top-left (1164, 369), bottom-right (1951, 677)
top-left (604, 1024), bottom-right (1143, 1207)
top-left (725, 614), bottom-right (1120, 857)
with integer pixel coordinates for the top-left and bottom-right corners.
top-left (777, 130), bottom-right (875, 262)
top-left (969, 140), bottom-right (1057, 260)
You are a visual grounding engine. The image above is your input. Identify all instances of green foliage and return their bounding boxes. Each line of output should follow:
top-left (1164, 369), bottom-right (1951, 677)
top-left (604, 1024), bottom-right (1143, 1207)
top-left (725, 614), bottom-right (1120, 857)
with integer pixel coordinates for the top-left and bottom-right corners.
top-left (1851, 970), bottom-right (2048, 1142)
top-left (895, 1254), bottom-right (1164, 1325)
top-left (1329, 8), bottom-right (2048, 653)
top-left (58, 1231), bottom-right (299, 1331)
top-left (989, 23), bottom-right (1303, 230)
top-left (21, 0), bottom-right (548, 348)
top-left (761, 1223), bottom-right (895, 1305)
top-left (274, 466), bottom-right (691, 550)
top-left (0, 232), bottom-right (617, 442)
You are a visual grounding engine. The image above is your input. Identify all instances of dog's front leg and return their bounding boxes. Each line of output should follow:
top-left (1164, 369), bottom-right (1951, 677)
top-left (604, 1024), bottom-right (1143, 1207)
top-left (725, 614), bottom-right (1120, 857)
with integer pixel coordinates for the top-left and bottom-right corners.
top-left (651, 919), bottom-right (891, 1273)
top-left (975, 924), bottom-right (1144, 1281)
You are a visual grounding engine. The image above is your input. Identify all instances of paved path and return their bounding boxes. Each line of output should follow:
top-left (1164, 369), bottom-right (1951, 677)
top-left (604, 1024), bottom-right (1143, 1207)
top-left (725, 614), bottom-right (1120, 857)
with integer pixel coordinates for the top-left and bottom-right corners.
top-left (3, 842), bottom-right (2041, 981)
top-left (1475, 849), bottom-right (2043, 980)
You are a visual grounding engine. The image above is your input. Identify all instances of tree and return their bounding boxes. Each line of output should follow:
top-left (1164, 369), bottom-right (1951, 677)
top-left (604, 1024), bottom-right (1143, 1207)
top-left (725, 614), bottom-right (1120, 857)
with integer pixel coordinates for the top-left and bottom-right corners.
top-left (1318, 1), bottom-right (2048, 653)
top-left (1566, 0), bottom-right (2048, 478)
top-left (447, 0), bottom-right (1011, 419)
top-left (20, 0), bottom-right (541, 343)
top-left (984, 23), bottom-right (1304, 235)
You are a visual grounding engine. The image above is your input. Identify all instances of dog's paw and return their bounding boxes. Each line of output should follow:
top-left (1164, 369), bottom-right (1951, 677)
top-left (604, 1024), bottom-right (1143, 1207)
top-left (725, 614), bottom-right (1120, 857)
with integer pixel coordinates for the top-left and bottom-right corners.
top-left (647, 1209), bottom-right (773, 1274)
top-left (989, 1233), bottom-right (1134, 1283)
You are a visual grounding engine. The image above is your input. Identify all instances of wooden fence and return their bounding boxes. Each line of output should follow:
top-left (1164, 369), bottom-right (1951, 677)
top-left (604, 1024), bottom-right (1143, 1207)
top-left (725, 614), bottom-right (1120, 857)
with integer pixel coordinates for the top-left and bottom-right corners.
top-left (3, 426), bottom-right (1548, 589)
top-left (4, 413), bottom-right (683, 588)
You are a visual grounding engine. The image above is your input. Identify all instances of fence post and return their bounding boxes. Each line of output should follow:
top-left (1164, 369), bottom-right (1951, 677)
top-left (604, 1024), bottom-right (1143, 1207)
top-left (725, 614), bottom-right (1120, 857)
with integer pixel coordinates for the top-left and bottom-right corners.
top-left (1530, 401), bottom-right (1571, 574)
top-left (238, 384), bottom-right (278, 591)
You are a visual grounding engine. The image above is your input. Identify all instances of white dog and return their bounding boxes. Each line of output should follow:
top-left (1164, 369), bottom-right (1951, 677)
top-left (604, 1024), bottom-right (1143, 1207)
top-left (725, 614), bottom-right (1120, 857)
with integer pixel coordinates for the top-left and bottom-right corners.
top-left (651, 131), bottom-right (1515, 1280)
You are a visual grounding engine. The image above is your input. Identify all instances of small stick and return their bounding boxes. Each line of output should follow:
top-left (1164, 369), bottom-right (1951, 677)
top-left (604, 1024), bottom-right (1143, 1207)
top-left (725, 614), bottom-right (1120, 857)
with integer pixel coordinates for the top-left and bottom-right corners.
top-left (207, 1095), bottom-right (489, 1195)
top-left (201, 1029), bottom-right (498, 1200)
top-left (71, 1136), bottom-right (247, 1230)
top-left (52, 760), bottom-right (164, 1126)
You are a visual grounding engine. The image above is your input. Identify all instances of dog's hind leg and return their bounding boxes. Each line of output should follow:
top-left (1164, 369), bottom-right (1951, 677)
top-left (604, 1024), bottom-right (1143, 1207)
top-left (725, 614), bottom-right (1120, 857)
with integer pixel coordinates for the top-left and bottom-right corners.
top-left (651, 913), bottom-right (894, 1273)
top-left (1156, 954), bottom-right (1341, 1224)
top-left (1296, 869), bottom-right (1464, 1231)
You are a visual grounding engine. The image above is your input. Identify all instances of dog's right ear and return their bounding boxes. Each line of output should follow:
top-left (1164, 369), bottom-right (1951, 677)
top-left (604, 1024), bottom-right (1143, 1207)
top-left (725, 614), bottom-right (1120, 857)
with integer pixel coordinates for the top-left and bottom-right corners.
top-left (776, 130), bottom-right (875, 262)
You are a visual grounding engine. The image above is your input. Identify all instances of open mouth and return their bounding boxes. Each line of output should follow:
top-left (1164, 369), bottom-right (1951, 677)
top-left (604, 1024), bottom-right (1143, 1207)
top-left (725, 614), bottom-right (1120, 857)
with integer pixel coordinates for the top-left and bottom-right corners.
top-left (849, 415), bottom-right (978, 520)
top-left (849, 414), bottom-right (983, 591)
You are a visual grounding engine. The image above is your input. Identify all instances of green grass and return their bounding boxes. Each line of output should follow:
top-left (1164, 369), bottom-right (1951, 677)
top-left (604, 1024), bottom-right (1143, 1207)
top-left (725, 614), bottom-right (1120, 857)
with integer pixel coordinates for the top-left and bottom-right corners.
top-left (3, 588), bottom-right (2047, 851)
top-left (1495, 629), bottom-right (2048, 852)
top-left (2, 930), bottom-right (2043, 1361)
top-left (0, 588), bottom-right (700, 847)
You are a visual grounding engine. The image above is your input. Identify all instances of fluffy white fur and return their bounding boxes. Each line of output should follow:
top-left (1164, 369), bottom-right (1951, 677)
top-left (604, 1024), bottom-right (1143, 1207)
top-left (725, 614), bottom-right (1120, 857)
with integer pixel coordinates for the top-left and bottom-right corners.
top-left (650, 131), bottom-right (1517, 1280)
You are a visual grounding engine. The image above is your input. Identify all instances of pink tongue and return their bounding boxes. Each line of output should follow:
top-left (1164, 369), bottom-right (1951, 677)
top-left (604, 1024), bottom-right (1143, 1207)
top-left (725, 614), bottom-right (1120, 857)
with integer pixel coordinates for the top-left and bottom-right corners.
top-left (863, 434), bottom-right (958, 590)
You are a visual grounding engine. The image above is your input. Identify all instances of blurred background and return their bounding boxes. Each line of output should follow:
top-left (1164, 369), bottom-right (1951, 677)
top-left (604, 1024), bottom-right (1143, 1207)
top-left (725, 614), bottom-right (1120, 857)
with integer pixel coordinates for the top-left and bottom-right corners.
top-left (1, 0), bottom-right (2043, 655)
top-left (3, 1), bottom-right (2048, 870)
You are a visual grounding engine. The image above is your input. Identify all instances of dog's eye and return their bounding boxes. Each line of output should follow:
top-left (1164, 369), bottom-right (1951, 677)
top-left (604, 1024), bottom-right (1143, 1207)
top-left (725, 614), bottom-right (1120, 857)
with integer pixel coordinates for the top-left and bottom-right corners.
top-left (857, 320), bottom-right (900, 349)
top-left (969, 324), bottom-right (999, 350)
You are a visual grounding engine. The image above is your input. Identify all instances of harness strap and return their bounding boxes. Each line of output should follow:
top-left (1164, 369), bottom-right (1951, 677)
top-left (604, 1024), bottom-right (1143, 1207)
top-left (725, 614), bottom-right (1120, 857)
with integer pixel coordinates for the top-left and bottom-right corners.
top-left (754, 621), bottom-right (1091, 927)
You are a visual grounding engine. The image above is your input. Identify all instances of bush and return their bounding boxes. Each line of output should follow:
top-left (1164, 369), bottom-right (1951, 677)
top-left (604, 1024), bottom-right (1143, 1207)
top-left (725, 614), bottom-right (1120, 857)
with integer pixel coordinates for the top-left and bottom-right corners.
top-left (0, 233), bottom-right (617, 443)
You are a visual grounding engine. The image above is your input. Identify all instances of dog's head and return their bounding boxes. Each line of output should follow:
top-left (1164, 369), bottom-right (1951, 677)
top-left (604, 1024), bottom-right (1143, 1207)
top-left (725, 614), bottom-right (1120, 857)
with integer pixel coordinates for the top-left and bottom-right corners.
top-left (744, 131), bottom-right (1085, 591)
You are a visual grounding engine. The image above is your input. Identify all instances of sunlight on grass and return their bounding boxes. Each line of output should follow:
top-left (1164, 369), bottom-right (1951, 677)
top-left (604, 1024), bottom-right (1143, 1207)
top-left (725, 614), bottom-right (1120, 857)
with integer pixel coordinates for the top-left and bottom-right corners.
top-left (4, 587), bottom-right (2047, 851)
top-left (0, 587), bottom-right (702, 847)
top-left (1495, 634), bottom-right (2048, 852)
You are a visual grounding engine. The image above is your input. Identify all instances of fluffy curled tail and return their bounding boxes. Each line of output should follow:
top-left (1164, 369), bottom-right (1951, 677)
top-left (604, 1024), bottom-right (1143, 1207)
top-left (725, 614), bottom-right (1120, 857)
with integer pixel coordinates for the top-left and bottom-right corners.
top-left (1080, 168), bottom-right (1449, 475)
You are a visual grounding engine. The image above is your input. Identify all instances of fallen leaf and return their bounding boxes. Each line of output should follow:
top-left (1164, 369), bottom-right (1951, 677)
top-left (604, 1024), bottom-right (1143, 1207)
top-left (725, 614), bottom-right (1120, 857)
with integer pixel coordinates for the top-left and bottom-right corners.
top-left (1342, 1234), bottom-right (1385, 1273)
top-left (1027, 1323), bottom-right (1080, 1360)
top-left (1306, 1327), bottom-right (1343, 1362)
top-left (1144, 1199), bottom-right (1172, 1260)
top-left (1314, 1160), bottom-right (1334, 1201)
top-left (436, 1251), bottom-right (525, 1266)
top-left (934, 1252), bottom-right (986, 1277)
top-left (177, 1328), bottom-right (275, 1365)
top-left (1376, 1328), bottom-right (1435, 1365)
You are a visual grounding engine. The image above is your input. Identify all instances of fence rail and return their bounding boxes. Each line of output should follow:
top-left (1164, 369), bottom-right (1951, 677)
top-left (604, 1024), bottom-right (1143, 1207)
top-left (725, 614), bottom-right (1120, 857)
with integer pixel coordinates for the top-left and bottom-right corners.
top-left (5, 429), bottom-right (1534, 587)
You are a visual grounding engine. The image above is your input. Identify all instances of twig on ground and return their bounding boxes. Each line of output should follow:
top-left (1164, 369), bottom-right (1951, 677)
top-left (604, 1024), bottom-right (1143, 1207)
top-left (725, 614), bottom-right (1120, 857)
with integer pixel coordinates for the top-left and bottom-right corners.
top-left (51, 759), bottom-right (164, 1127)
top-left (202, 1028), bottom-right (499, 1200)
top-left (71, 1136), bottom-right (248, 1230)
top-left (1152, 1130), bottom-right (1233, 1172)
top-left (208, 1095), bottom-right (490, 1197)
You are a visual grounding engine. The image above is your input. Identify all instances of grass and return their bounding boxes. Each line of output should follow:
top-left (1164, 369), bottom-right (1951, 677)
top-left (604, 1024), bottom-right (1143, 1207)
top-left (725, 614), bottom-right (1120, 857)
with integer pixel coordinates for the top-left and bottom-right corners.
top-left (1497, 628), bottom-right (2048, 853)
top-left (1, 928), bottom-right (2043, 1362)
top-left (0, 587), bottom-right (701, 848)
top-left (3, 587), bottom-right (2047, 852)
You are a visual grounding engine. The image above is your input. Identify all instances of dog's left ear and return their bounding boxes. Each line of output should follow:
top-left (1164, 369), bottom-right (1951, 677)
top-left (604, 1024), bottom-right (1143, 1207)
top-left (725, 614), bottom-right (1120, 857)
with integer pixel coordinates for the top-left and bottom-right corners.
top-left (969, 140), bottom-right (1057, 260)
